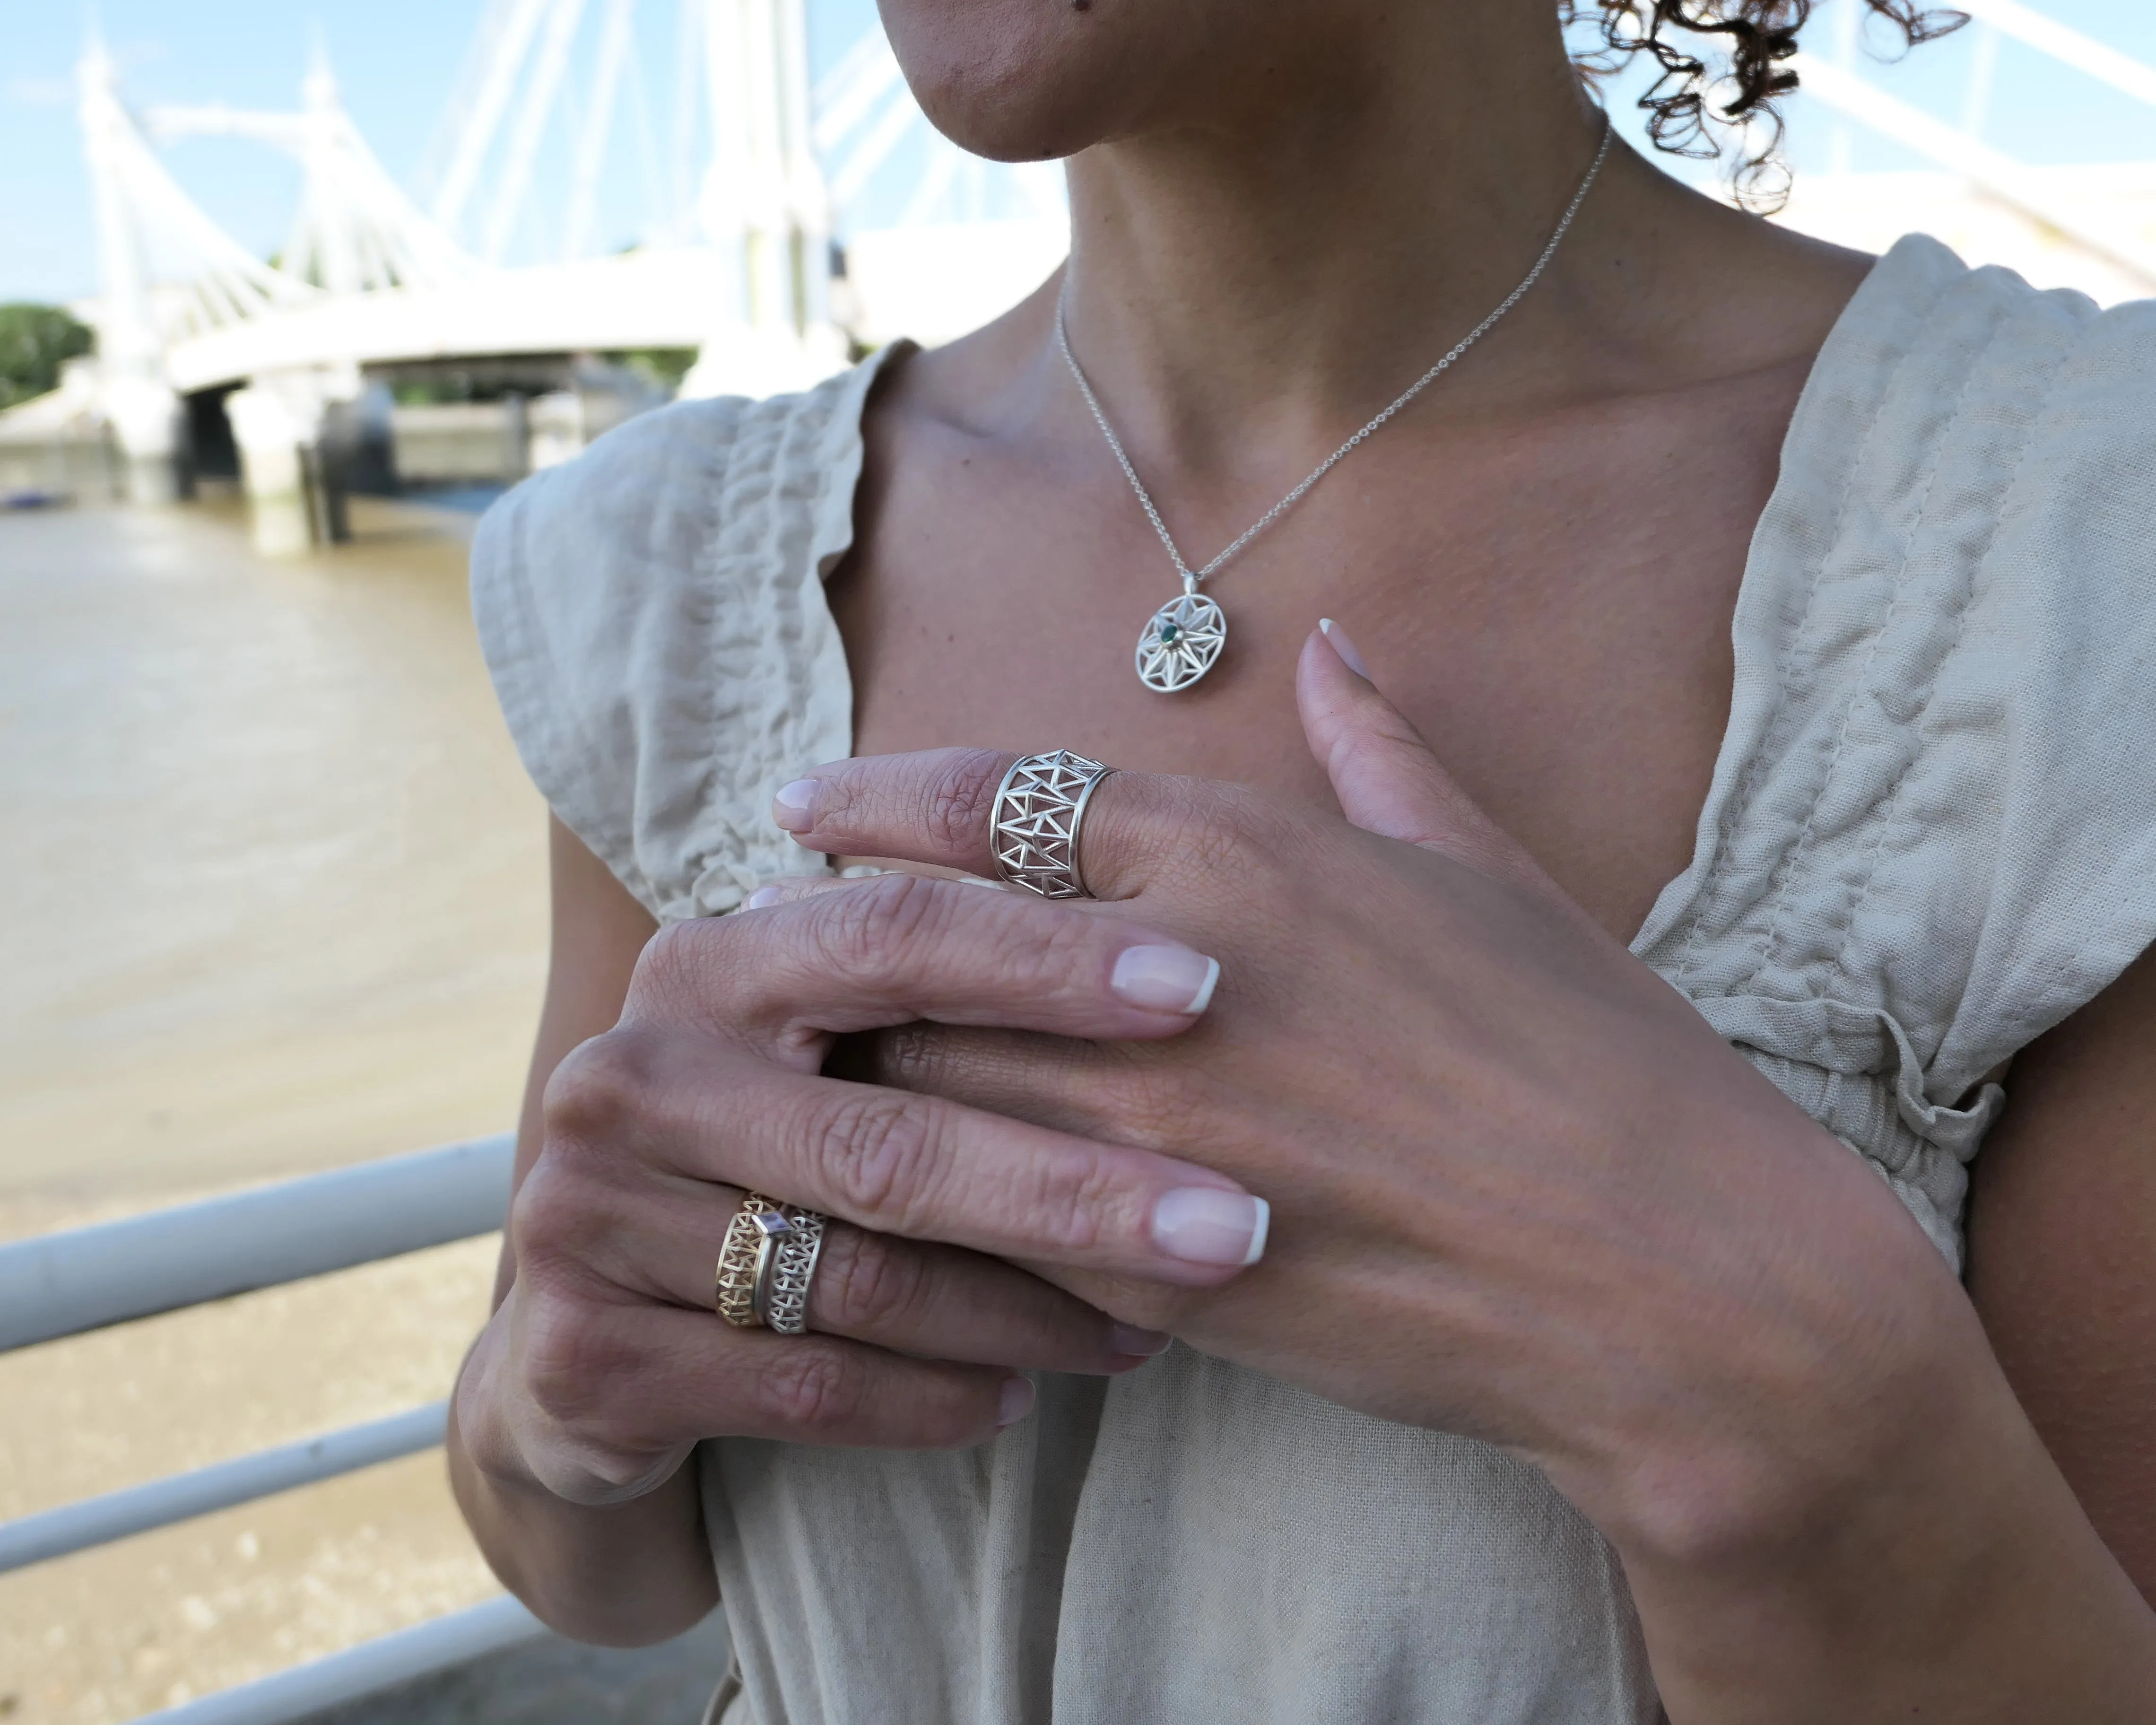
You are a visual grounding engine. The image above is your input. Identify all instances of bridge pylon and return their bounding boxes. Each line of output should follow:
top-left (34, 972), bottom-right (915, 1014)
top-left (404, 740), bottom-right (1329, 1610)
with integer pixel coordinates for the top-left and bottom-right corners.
top-left (680, 0), bottom-right (844, 398)
top-left (76, 35), bottom-right (316, 503)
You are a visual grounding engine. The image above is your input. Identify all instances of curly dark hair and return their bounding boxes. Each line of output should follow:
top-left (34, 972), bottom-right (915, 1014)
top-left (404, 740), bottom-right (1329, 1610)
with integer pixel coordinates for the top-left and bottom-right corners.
top-left (1563, 0), bottom-right (1965, 209)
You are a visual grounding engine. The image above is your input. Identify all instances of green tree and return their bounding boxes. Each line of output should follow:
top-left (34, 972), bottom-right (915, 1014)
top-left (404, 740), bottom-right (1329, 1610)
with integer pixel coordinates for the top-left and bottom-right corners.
top-left (0, 304), bottom-right (95, 411)
top-left (605, 347), bottom-right (699, 393)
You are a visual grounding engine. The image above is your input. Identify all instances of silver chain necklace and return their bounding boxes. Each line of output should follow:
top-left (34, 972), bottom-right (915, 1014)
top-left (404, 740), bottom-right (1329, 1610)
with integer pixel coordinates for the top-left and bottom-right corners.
top-left (1058, 122), bottom-right (1612, 694)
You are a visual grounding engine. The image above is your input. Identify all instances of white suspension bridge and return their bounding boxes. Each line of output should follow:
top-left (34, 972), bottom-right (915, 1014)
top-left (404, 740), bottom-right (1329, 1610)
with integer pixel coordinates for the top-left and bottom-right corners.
top-left (7, 0), bottom-right (2154, 547)
top-left (47, 0), bottom-right (1069, 536)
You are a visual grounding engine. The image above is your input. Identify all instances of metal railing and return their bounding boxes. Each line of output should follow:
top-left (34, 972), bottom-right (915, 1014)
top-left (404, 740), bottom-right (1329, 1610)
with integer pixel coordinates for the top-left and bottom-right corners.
top-left (129, 1599), bottom-right (552, 1725)
top-left (0, 1133), bottom-right (564, 1722)
top-left (0, 1133), bottom-right (515, 1351)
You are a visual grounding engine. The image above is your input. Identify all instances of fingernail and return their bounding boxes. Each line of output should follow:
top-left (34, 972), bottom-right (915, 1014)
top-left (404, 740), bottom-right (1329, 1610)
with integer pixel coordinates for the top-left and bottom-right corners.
top-left (746, 885), bottom-right (783, 910)
top-left (1110, 1323), bottom-right (1171, 1358)
top-left (1110, 945), bottom-right (1221, 1014)
top-left (1152, 1188), bottom-right (1269, 1268)
top-left (1320, 617), bottom-right (1371, 680)
top-left (997, 1375), bottom-right (1037, 1427)
top-left (772, 779), bottom-right (819, 831)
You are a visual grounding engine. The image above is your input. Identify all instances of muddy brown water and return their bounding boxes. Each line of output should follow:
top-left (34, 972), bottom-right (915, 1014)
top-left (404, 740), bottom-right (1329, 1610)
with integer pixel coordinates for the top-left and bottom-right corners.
top-left (0, 496), bottom-right (550, 1722)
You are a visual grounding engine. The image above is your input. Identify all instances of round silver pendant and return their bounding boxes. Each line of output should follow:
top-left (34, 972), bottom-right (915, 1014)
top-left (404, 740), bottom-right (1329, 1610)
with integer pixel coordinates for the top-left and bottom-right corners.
top-left (1135, 592), bottom-right (1226, 693)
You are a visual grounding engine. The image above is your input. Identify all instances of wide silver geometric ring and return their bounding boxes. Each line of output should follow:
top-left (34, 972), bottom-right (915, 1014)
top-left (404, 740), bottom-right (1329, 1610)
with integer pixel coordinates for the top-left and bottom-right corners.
top-left (990, 750), bottom-right (1116, 899)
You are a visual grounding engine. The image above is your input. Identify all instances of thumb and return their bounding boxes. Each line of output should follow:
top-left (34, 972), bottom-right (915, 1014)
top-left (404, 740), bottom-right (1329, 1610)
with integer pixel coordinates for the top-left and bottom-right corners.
top-left (1297, 619), bottom-right (1557, 901)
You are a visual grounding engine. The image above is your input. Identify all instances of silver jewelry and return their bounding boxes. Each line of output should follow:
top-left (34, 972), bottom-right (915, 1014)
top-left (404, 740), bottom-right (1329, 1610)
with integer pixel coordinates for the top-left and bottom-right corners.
top-left (716, 1192), bottom-right (826, 1332)
top-left (750, 1206), bottom-right (828, 1336)
top-left (990, 749), bottom-right (1116, 898)
top-left (1057, 120), bottom-right (1614, 695)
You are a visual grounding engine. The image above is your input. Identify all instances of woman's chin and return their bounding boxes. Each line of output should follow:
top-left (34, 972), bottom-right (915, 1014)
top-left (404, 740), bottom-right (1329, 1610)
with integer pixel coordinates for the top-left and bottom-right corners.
top-left (901, 65), bottom-right (1125, 164)
top-left (880, 0), bottom-right (1183, 163)
top-left (910, 87), bottom-right (1106, 166)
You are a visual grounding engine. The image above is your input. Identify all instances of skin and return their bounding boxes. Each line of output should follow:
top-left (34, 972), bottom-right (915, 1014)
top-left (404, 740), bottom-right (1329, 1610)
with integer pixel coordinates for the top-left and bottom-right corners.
top-left (450, 0), bottom-right (2156, 1710)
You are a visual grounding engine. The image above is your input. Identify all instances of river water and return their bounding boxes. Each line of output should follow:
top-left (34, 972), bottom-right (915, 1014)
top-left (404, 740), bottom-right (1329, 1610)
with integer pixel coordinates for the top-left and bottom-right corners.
top-left (0, 496), bottom-right (547, 1213)
top-left (0, 496), bottom-right (550, 1722)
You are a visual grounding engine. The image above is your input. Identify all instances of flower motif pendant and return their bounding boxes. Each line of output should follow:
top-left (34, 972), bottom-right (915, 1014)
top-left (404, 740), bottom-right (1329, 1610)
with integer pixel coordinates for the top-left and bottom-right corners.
top-left (1135, 592), bottom-right (1226, 693)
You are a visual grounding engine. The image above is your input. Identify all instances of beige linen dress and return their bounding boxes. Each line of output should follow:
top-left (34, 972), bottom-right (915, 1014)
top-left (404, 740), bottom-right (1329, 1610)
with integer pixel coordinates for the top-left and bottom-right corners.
top-left (472, 235), bottom-right (2156, 1723)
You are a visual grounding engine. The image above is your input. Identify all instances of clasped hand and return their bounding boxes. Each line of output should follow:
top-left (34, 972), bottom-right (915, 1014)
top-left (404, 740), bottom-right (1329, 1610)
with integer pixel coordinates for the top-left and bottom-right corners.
top-left (471, 629), bottom-right (1956, 1562)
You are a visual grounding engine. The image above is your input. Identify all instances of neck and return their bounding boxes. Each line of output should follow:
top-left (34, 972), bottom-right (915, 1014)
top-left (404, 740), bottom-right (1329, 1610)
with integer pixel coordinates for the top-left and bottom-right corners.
top-left (1052, 4), bottom-right (1608, 480)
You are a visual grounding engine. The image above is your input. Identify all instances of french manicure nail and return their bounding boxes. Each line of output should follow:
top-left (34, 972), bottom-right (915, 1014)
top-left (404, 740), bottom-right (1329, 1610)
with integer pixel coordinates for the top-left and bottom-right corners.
top-left (1152, 1188), bottom-right (1270, 1268)
top-left (997, 1375), bottom-right (1037, 1427)
top-left (1110, 1323), bottom-right (1172, 1359)
top-left (772, 779), bottom-right (819, 831)
top-left (1110, 945), bottom-right (1221, 1015)
top-left (1320, 617), bottom-right (1371, 680)
top-left (746, 885), bottom-right (783, 910)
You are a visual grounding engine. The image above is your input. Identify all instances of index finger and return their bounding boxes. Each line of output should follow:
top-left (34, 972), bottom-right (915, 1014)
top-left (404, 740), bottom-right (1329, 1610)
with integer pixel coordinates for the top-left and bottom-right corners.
top-left (769, 748), bottom-right (1202, 901)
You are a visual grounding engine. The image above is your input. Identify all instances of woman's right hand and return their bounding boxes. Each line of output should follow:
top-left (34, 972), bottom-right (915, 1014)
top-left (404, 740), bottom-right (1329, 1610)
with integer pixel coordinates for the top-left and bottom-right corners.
top-left (454, 868), bottom-right (1269, 1509)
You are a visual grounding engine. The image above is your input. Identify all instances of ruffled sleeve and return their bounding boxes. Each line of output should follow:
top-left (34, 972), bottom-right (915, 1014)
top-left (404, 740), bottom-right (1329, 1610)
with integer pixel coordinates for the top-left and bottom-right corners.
top-left (1634, 236), bottom-right (2156, 1264)
top-left (470, 348), bottom-right (904, 922)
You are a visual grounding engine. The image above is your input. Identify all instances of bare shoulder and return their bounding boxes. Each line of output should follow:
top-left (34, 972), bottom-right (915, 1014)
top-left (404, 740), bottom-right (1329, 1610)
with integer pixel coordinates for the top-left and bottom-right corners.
top-left (1563, 148), bottom-right (1878, 396)
top-left (860, 275), bottom-right (1063, 453)
top-left (845, 277), bottom-right (1076, 588)
top-left (1969, 944), bottom-right (2156, 1601)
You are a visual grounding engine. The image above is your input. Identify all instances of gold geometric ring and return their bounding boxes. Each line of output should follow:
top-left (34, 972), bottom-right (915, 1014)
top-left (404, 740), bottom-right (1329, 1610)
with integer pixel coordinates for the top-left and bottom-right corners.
top-left (716, 1193), bottom-right (784, 1327)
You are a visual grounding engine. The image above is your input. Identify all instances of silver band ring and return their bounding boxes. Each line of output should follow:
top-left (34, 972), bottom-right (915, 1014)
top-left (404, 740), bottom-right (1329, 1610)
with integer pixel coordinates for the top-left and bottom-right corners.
top-left (751, 1205), bottom-right (827, 1335)
top-left (716, 1193), bottom-right (826, 1332)
top-left (990, 750), bottom-right (1116, 899)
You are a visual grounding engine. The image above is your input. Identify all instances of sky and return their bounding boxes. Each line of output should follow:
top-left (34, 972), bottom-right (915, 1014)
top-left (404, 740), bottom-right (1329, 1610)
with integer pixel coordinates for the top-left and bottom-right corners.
top-left (1, 0), bottom-right (2152, 306)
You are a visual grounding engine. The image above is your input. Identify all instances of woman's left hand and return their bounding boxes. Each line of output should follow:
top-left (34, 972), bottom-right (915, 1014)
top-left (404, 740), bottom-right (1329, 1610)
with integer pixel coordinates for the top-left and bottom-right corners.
top-left (757, 628), bottom-right (2156, 1722)
top-left (760, 628), bottom-right (1964, 1552)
